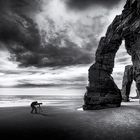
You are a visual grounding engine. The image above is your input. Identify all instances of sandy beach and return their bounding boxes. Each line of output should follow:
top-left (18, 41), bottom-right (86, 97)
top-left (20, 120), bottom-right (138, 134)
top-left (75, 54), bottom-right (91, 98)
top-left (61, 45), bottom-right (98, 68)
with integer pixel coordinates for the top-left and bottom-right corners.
top-left (0, 99), bottom-right (140, 140)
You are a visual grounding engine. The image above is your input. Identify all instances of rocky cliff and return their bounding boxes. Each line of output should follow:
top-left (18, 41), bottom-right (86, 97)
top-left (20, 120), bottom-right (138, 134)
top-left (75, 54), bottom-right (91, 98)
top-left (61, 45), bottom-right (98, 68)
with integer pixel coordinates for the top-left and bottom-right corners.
top-left (83, 0), bottom-right (140, 110)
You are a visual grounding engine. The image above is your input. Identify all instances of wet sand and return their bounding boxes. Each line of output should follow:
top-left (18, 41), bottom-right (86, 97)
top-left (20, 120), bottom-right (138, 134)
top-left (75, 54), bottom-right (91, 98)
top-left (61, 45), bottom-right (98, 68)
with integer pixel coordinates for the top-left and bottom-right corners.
top-left (0, 100), bottom-right (140, 140)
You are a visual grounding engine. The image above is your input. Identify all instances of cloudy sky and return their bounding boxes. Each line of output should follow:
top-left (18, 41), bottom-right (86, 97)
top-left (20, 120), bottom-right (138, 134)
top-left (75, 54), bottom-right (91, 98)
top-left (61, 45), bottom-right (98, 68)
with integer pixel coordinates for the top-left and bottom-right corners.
top-left (0, 0), bottom-right (136, 94)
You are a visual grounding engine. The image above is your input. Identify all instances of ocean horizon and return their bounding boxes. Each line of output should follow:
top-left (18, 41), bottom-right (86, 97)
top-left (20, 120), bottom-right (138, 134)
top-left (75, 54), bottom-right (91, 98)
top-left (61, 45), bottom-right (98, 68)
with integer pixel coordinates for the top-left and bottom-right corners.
top-left (0, 87), bottom-right (85, 107)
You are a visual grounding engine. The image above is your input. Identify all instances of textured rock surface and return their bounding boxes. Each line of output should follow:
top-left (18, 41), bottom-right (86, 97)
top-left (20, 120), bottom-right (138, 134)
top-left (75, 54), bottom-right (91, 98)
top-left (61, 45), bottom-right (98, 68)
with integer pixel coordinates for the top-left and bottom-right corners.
top-left (83, 0), bottom-right (140, 110)
top-left (121, 65), bottom-right (133, 102)
top-left (121, 65), bottom-right (140, 101)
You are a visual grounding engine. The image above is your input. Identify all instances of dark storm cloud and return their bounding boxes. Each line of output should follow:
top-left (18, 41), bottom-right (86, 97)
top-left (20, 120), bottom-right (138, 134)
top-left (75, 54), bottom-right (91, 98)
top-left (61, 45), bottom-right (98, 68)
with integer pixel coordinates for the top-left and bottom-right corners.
top-left (0, 0), bottom-right (41, 51)
top-left (0, 0), bottom-right (40, 14)
top-left (0, 0), bottom-right (95, 67)
top-left (66, 0), bottom-right (124, 10)
top-left (11, 39), bottom-right (94, 67)
top-left (1, 0), bottom-right (123, 68)
top-left (0, 15), bottom-right (41, 51)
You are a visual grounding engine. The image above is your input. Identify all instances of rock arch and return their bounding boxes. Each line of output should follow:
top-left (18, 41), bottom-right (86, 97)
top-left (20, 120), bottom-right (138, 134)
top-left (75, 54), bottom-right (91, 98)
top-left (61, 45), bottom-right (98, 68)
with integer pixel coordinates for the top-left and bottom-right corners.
top-left (83, 0), bottom-right (140, 110)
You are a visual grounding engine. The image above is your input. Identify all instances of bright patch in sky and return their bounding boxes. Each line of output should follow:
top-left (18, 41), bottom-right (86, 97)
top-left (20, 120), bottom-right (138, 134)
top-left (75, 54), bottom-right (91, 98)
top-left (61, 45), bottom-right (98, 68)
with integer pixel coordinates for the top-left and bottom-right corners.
top-left (0, 51), bottom-right (89, 87)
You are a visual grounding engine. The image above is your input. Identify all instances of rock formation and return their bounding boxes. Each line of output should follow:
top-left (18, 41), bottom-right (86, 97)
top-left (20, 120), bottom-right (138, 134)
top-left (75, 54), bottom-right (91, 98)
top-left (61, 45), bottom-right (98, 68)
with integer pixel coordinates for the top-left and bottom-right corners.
top-left (121, 65), bottom-right (133, 102)
top-left (83, 0), bottom-right (140, 110)
top-left (121, 65), bottom-right (140, 101)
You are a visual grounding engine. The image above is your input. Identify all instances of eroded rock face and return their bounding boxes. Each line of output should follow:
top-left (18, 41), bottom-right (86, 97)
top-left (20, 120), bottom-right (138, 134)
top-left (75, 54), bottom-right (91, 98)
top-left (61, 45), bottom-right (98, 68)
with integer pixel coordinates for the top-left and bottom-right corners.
top-left (83, 0), bottom-right (140, 110)
top-left (121, 64), bottom-right (140, 101)
top-left (83, 16), bottom-right (123, 110)
top-left (121, 65), bottom-right (133, 102)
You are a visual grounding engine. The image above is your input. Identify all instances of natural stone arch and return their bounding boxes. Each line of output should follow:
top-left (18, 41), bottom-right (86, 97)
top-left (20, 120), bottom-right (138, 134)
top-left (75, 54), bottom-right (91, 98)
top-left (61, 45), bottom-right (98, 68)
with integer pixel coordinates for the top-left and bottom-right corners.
top-left (83, 0), bottom-right (140, 110)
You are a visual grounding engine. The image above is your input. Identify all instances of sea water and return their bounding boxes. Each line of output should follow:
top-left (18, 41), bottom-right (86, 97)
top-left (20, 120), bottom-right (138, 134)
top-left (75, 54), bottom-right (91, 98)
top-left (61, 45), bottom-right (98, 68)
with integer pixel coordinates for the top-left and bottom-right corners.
top-left (0, 87), bottom-right (84, 107)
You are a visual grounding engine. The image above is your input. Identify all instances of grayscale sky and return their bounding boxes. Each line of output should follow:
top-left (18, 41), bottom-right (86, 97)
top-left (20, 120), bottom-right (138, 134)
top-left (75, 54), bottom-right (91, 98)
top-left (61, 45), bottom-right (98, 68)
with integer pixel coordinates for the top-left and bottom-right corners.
top-left (0, 0), bottom-right (134, 93)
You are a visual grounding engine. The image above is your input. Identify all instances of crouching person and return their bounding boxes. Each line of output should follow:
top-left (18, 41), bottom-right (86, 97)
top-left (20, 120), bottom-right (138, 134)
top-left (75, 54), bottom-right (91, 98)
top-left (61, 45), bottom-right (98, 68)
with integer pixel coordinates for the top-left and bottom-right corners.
top-left (30, 101), bottom-right (38, 114)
